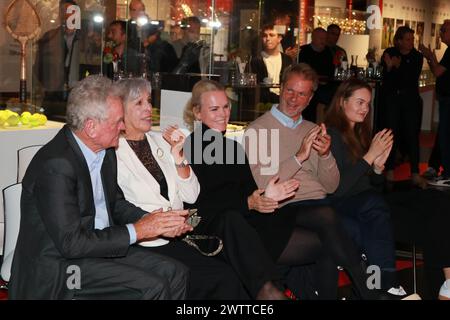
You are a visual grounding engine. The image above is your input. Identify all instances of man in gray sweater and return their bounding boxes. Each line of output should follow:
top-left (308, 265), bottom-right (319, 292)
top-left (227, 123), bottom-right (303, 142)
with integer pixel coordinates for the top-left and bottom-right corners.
top-left (244, 63), bottom-right (339, 204)
top-left (243, 64), bottom-right (386, 300)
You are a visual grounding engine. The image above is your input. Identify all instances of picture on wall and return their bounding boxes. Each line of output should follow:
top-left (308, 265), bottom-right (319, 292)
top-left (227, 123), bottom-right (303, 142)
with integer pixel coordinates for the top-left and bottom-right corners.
top-left (436, 24), bottom-right (442, 50)
top-left (382, 18), bottom-right (395, 49)
top-left (416, 21), bottom-right (424, 46)
top-left (405, 20), bottom-right (410, 27)
top-left (431, 23), bottom-right (436, 49)
top-left (396, 19), bottom-right (404, 30)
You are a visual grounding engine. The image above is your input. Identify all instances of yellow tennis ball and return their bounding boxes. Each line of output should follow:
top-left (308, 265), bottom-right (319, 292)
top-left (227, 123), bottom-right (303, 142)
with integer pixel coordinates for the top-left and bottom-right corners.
top-left (6, 114), bottom-right (20, 126)
top-left (38, 114), bottom-right (47, 126)
top-left (21, 111), bottom-right (32, 125)
top-left (0, 111), bottom-right (8, 126)
top-left (21, 111), bottom-right (31, 118)
top-left (29, 118), bottom-right (39, 127)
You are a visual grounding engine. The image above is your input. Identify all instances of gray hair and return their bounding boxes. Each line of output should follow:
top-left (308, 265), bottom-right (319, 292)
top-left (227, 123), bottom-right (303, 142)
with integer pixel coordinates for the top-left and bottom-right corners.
top-left (66, 75), bottom-right (120, 130)
top-left (115, 77), bottom-right (152, 111)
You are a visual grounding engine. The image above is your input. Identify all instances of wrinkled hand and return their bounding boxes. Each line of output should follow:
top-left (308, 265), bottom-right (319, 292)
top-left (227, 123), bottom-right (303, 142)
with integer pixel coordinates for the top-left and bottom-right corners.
top-left (134, 208), bottom-right (192, 241)
top-left (162, 125), bottom-right (186, 162)
top-left (296, 126), bottom-right (321, 163)
top-left (264, 175), bottom-right (300, 202)
top-left (312, 123), bottom-right (331, 157)
top-left (364, 129), bottom-right (393, 165)
top-left (248, 189), bottom-right (279, 213)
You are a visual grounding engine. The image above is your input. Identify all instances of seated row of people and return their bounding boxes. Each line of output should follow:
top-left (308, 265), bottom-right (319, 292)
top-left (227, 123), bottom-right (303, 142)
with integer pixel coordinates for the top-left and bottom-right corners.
top-left (9, 64), bottom-right (450, 299)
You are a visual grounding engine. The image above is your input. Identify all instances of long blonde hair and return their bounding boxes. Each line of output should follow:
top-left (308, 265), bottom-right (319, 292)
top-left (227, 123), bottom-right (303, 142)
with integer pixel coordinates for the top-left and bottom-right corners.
top-left (183, 79), bottom-right (226, 130)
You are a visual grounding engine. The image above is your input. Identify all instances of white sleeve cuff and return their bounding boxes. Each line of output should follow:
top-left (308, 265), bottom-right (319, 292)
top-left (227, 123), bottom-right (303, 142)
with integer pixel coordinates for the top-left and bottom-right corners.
top-left (126, 223), bottom-right (137, 245)
top-left (293, 156), bottom-right (303, 168)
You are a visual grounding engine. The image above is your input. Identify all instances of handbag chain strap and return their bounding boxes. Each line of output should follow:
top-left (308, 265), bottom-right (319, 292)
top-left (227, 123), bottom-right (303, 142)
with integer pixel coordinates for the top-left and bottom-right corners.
top-left (182, 234), bottom-right (223, 257)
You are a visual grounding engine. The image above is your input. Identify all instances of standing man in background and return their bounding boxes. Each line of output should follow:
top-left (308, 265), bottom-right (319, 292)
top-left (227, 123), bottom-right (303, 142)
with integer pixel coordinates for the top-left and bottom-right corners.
top-left (420, 20), bottom-right (450, 186)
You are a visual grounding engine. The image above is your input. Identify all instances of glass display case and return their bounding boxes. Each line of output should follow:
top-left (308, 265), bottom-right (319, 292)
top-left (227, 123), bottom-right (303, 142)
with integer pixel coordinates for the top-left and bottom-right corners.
top-left (0, 0), bottom-right (445, 125)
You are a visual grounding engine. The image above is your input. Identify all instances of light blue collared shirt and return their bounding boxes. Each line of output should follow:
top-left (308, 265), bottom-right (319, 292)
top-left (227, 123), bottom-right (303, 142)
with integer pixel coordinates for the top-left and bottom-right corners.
top-left (270, 105), bottom-right (304, 167)
top-left (72, 132), bottom-right (136, 244)
top-left (270, 104), bottom-right (303, 129)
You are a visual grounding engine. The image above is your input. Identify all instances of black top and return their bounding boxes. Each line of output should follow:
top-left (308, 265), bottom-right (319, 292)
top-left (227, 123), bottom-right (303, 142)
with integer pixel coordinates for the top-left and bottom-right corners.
top-left (298, 44), bottom-right (335, 78)
top-left (184, 123), bottom-right (296, 260)
top-left (436, 47), bottom-right (450, 98)
top-left (127, 138), bottom-right (169, 201)
top-left (328, 127), bottom-right (384, 199)
top-left (185, 123), bottom-right (256, 215)
top-left (381, 47), bottom-right (423, 95)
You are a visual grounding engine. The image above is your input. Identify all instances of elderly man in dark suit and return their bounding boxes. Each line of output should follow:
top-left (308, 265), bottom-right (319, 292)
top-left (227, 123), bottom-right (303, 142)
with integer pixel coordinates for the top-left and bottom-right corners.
top-left (9, 75), bottom-right (191, 299)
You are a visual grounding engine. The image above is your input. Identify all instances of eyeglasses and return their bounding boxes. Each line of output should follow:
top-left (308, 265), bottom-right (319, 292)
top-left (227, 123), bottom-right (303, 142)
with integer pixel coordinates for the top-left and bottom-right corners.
top-left (284, 88), bottom-right (313, 99)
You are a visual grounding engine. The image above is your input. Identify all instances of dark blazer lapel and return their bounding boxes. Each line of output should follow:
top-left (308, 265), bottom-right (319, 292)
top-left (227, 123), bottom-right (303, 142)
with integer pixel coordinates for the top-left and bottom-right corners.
top-left (101, 149), bottom-right (115, 226)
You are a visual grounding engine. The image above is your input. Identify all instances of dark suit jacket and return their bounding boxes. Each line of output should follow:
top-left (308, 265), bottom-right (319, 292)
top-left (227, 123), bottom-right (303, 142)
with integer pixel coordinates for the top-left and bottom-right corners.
top-left (9, 126), bottom-right (146, 299)
top-left (250, 52), bottom-right (292, 103)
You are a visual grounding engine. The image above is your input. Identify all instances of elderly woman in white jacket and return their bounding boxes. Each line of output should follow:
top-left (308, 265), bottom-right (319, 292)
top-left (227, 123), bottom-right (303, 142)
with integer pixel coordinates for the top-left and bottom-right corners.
top-left (115, 78), bottom-right (248, 299)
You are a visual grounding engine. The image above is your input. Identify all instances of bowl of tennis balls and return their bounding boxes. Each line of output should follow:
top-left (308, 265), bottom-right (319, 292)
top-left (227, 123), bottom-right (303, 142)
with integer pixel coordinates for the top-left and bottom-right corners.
top-left (0, 110), bottom-right (47, 128)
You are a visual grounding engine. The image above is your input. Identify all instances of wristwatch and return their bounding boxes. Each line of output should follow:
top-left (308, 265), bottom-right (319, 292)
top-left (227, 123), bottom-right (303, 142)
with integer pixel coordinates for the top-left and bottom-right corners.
top-left (175, 159), bottom-right (189, 168)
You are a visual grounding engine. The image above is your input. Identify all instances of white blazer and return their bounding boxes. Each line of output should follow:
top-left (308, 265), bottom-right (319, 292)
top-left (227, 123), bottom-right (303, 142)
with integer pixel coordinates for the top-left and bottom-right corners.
top-left (116, 131), bottom-right (200, 246)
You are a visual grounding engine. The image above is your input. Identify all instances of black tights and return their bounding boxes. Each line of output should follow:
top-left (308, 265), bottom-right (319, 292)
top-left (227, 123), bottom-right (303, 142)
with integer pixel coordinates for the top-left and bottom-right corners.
top-left (278, 203), bottom-right (372, 299)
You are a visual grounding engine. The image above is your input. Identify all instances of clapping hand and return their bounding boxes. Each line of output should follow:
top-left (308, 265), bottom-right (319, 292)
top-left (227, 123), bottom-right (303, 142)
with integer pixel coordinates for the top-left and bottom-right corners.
top-left (373, 139), bottom-right (393, 172)
top-left (364, 129), bottom-right (394, 165)
top-left (248, 176), bottom-right (300, 214)
top-left (418, 43), bottom-right (434, 61)
top-left (383, 53), bottom-right (401, 70)
top-left (162, 125), bottom-right (186, 161)
top-left (264, 175), bottom-right (300, 202)
top-left (312, 123), bottom-right (331, 157)
top-left (296, 126), bottom-right (321, 163)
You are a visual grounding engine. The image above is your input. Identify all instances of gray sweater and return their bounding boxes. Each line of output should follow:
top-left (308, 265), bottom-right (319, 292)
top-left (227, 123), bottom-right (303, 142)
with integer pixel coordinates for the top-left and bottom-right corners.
top-left (245, 111), bottom-right (340, 205)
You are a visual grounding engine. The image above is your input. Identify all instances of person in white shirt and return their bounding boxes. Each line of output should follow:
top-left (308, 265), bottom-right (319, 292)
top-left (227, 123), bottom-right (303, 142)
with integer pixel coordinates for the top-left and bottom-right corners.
top-left (251, 24), bottom-right (293, 103)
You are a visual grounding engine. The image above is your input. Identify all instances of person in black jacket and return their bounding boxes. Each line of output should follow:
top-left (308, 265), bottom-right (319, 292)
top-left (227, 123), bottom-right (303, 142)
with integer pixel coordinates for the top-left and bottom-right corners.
top-left (325, 79), bottom-right (403, 295)
top-left (142, 25), bottom-right (178, 74)
top-left (9, 75), bottom-right (190, 299)
top-left (325, 78), bottom-right (450, 299)
top-left (298, 28), bottom-right (336, 122)
top-left (103, 20), bottom-right (141, 80)
top-left (380, 26), bottom-right (426, 188)
top-left (420, 20), bottom-right (450, 185)
top-left (251, 24), bottom-right (293, 103)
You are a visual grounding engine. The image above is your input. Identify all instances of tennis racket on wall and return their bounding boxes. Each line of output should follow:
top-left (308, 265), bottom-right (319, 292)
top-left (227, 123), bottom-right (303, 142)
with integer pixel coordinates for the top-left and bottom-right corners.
top-left (5, 0), bottom-right (41, 103)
